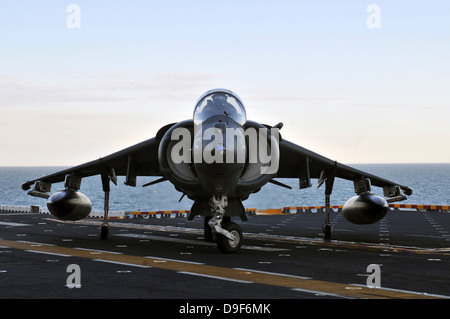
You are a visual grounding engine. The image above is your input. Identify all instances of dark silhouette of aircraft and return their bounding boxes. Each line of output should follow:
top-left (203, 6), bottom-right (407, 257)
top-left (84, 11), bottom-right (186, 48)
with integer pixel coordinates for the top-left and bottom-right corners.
top-left (22, 89), bottom-right (412, 253)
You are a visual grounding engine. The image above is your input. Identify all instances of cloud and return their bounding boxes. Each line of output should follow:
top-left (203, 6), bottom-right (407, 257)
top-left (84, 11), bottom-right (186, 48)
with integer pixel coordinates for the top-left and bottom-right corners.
top-left (0, 71), bottom-right (227, 110)
top-left (0, 71), bottom-right (233, 165)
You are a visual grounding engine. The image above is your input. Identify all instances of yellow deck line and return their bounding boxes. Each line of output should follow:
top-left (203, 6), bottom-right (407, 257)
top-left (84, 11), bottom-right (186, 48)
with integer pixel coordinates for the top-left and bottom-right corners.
top-left (1, 239), bottom-right (445, 299)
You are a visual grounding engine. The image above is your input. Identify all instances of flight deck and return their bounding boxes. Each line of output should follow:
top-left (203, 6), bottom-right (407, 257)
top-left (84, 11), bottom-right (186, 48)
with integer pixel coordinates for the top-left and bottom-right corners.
top-left (1, 207), bottom-right (449, 302)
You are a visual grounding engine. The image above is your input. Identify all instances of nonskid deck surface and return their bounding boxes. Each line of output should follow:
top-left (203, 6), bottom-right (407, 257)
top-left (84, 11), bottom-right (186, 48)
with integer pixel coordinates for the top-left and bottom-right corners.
top-left (0, 209), bottom-right (449, 301)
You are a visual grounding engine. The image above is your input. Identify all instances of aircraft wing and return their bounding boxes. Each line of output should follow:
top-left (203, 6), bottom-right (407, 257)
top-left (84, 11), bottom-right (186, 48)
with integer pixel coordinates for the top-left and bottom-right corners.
top-left (21, 128), bottom-right (170, 193)
top-left (276, 139), bottom-right (413, 199)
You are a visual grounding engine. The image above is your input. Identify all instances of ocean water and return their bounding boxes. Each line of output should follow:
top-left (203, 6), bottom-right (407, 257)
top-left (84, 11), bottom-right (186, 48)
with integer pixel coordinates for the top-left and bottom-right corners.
top-left (1, 164), bottom-right (449, 212)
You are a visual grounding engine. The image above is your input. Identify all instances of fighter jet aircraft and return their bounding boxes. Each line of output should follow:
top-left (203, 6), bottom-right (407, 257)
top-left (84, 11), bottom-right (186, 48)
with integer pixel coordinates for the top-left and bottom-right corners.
top-left (22, 89), bottom-right (413, 253)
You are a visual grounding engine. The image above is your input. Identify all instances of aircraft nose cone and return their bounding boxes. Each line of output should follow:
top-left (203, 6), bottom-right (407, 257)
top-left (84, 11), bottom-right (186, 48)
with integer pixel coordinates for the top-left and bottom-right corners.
top-left (193, 117), bottom-right (246, 196)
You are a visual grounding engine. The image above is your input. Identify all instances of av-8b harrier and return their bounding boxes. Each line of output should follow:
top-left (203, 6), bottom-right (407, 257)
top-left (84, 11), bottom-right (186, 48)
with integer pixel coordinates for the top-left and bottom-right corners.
top-left (22, 89), bottom-right (413, 253)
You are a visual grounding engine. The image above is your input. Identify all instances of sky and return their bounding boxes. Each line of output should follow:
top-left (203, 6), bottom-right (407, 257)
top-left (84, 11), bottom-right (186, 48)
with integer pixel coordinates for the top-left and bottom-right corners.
top-left (0, 0), bottom-right (449, 166)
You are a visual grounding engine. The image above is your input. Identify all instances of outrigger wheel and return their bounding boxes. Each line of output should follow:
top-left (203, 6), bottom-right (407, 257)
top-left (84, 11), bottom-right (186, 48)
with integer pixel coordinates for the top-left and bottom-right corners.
top-left (322, 224), bottom-right (332, 240)
top-left (216, 221), bottom-right (243, 254)
top-left (100, 224), bottom-right (110, 240)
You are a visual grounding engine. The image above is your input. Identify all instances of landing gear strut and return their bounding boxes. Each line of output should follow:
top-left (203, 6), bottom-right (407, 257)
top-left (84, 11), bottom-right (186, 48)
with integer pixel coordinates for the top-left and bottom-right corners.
top-left (322, 172), bottom-right (335, 240)
top-left (207, 195), bottom-right (243, 253)
top-left (100, 173), bottom-right (111, 240)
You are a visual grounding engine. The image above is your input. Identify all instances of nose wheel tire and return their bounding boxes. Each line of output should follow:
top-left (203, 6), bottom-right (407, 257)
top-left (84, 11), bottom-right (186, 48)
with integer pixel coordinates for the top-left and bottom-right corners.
top-left (216, 221), bottom-right (242, 253)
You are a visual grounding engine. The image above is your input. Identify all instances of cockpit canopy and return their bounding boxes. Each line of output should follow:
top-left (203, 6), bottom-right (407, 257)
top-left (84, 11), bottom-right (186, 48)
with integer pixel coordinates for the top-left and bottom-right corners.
top-left (193, 89), bottom-right (247, 126)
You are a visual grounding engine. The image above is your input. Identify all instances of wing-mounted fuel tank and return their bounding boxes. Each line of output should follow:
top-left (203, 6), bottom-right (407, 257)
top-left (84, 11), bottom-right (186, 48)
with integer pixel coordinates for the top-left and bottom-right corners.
top-left (47, 188), bottom-right (92, 221)
top-left (47, 175), bottom-right (92, 221)
top-left (342, 193), bottom-right (388, 224)
top-left (24, 175), bottom-right (92, 221)
top-left (342, 178), bottom-right (388, 224)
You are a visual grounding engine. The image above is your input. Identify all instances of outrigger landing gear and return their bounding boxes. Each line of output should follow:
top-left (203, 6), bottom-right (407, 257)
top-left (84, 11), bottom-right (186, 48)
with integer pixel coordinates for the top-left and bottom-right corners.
top-left (322, 216), bottom-right (332, 240)
top-left (208, 196), bottom-right (243, 253)
top-left (100, 173), bottom-right (111, 240)
top-left (321, 172), bottom-right (335, 240)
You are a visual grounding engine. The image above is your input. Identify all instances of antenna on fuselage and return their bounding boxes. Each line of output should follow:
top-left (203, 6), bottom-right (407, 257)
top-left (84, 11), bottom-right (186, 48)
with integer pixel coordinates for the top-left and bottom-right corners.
top-left (224, 111), bottom-right (230, 125)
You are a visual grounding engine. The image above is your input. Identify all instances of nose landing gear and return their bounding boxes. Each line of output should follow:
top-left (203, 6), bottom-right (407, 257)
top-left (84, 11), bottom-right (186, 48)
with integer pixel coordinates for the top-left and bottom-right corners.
top-left (207, 195), bottom-right (243, 253)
